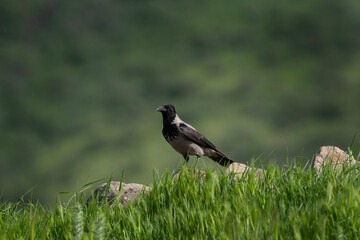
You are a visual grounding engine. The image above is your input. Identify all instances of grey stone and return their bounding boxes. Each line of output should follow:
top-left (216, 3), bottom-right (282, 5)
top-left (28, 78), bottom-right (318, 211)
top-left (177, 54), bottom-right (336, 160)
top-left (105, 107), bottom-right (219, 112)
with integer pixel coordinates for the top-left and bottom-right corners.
top-left (226, 162), bottom-right (266, 180)
top-left (312, 146), bottom-right (356, 172)
top-left (91, 181), bottom-right (150, 206)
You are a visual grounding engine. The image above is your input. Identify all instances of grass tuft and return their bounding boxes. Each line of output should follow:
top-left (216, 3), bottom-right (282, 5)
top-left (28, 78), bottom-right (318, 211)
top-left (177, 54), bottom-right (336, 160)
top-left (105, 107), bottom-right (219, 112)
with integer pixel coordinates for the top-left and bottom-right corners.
top-left (1, 157), bottom-right (360, 239)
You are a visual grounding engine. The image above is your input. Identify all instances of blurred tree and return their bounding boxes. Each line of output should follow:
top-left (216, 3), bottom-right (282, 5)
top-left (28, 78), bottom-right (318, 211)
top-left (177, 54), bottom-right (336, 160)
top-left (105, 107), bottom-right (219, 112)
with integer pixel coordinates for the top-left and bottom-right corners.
top-left (0, 0), bottom-right (359, 204)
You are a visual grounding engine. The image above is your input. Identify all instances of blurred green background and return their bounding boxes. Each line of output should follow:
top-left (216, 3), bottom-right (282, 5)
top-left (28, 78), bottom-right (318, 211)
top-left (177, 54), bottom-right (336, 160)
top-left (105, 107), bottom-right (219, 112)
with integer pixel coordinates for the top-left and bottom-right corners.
top-left (1, 0), bottom-right (360, 205)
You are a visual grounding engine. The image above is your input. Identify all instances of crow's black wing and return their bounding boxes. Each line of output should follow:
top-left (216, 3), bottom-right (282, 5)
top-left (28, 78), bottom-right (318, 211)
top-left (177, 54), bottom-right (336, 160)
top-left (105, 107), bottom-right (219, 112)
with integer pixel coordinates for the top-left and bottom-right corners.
top-left (179, 122), bottom-right (233, 166)
top-left (179, 123), bottom-right (217, 149)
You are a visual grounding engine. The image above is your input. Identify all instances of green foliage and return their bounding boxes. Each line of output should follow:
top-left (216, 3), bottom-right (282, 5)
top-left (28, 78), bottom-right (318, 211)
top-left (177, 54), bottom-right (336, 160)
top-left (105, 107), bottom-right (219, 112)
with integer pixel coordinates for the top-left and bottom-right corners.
top-left (1, 0), bottom-right (360, 204)
top-left (1, 161), bottom-right (360, 239)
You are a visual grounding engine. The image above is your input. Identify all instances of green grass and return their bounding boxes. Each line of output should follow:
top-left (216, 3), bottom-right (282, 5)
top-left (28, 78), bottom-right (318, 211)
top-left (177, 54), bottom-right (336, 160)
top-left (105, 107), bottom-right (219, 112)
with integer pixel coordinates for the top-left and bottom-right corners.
top-left (1, 158), bottom-right (360, 239)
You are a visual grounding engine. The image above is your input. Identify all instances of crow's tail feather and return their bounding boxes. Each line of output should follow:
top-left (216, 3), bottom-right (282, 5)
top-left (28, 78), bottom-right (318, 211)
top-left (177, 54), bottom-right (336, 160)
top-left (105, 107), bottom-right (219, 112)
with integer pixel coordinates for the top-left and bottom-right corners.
top-left (211, 151), bottom-right (234, 167)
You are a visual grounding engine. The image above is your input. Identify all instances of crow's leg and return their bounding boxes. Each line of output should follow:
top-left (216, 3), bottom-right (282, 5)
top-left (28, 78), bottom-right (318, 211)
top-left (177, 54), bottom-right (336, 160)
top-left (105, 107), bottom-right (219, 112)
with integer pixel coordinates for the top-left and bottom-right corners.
top-left (173, 155), bottom-right (188, 173)
top-left (194, 155), bottom-right (200, 168)
top-left (174, 155), bottom-right (189, 176)
top-left (182, 155), bottom-right (189, 166)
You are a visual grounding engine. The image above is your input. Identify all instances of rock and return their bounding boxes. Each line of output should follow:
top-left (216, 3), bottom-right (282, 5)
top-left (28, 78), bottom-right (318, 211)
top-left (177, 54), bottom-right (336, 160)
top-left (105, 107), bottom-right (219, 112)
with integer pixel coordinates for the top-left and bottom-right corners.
top-left (173, 168), bottom-right (206, 181)
top-left (226, 162), bottom-right (265, 180)
top-left (91, 181), bottom-right (150, 206)
top-left (312, 146), bottom-right (356, 172)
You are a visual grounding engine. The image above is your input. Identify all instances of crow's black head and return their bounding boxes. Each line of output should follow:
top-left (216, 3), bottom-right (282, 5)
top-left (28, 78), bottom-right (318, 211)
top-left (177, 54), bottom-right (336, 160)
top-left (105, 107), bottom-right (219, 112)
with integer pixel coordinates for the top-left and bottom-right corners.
top-left (157, 104), bottom-right (176, 119)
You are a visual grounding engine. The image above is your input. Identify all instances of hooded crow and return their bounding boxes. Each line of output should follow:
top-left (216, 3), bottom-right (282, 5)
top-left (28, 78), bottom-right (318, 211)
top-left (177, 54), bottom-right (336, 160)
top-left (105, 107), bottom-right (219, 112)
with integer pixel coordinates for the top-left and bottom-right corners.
top-left (157, 104), bottom-right (234, 166)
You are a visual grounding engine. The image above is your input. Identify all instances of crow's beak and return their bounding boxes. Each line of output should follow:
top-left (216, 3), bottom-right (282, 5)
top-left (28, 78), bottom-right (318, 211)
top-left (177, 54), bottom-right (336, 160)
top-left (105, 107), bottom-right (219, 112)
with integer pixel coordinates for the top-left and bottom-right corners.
top-left (156, 106), bottom-right (165, 112)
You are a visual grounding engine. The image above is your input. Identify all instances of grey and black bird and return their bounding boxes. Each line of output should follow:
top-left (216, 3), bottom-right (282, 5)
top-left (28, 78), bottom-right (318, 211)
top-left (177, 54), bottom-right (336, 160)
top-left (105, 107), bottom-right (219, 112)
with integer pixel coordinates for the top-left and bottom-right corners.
top-left (157, 104), bottom-right (234, 166)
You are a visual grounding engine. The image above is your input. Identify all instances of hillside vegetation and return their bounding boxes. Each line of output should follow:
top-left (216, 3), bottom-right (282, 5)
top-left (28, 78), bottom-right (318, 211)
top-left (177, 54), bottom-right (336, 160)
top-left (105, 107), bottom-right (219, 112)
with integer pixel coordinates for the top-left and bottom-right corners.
top-left (1, 156), bottom-right (360, 239)
top-left (1, 0), bottom-right (360, 204)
